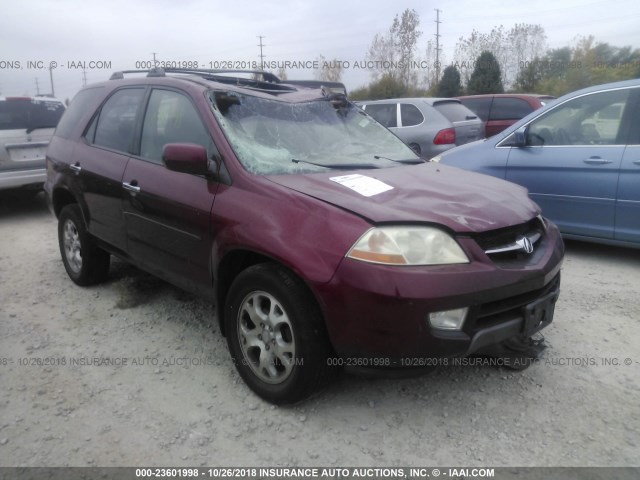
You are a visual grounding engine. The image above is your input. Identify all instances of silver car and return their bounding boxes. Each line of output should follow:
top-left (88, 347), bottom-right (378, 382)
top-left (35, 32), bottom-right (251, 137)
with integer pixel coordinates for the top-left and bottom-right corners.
top-left (357, 98), bottom-right (484, 159)
top-left (0, 96), bottom-right (65, 193)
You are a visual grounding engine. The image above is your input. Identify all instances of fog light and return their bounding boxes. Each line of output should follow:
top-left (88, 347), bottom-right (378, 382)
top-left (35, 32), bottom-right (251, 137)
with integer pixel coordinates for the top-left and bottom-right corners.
top-left (429, 308), bottom-right (468, 330)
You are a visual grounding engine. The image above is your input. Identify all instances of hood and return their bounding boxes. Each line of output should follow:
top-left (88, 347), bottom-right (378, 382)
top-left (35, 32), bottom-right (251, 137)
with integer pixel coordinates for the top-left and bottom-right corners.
top-left (267, 163), bottom-right (538, 233)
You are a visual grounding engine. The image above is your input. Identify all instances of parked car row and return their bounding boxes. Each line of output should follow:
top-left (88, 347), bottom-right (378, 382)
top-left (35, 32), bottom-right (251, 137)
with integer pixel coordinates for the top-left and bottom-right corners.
top-left (44, 68), bottom-right (564, 403)
top-left (356, 97), bottom-right (484, 159)
top-left (433, 79), bottom-right (640, 249)
top-left (0, 96), bottom-right (65, 194)
top-left (456, 94), bottom-right (555, 137)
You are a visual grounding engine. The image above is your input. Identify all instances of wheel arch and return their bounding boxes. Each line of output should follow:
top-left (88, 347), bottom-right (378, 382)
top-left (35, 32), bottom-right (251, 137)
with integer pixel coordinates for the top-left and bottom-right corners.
top-left (214, 249), bottom-right (325, 337)
top-left (51, 186), bottom-right (80, 219)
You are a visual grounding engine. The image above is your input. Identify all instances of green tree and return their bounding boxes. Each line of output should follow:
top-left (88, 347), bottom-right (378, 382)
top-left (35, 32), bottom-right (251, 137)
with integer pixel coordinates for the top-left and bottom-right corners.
top-left (467, 51), bottom-right (504, 94)
top-left (514, 39), bottom-right (640, 96)
top-left (351, 74), bottom-right (409, 100)
top-left (436, 66), bottom-right (462, 97)
top-left (367, 74), bottom-right (410, 99)
top-left (514, 57), bottom-right (542, 92)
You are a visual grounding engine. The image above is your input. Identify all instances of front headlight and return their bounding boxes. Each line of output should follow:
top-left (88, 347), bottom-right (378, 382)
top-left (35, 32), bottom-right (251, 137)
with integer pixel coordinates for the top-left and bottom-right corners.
top-left (346, 226), bottom-right (469, 266)
top-left (430, 155), bottom-right (442, 163)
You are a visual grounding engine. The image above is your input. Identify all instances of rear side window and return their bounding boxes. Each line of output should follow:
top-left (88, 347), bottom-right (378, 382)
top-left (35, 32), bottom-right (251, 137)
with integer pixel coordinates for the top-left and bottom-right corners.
top-left (400, 103), bottom-right (424, 127)
top-left (55, 88), bottom-right (103, 139)
top-left (89, 88), bottom-right (145, 153)
top-left (364, 104), bottom-right (397, 128)
top-left (490, 98), bottom-right (533, 121)
top-left (459, 97), bottom-right (491, 121)
top-left (433, 101), bottom-right (475, 122)
top-left (0, 98), bottom-right (65, 131)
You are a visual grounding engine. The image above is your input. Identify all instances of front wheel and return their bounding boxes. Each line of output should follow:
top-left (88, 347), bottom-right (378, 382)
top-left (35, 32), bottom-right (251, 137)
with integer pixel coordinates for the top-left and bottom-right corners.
top-left (224, 263), bottom-right (335, 404)
top-left (58, 204), bottom-right (110, 286)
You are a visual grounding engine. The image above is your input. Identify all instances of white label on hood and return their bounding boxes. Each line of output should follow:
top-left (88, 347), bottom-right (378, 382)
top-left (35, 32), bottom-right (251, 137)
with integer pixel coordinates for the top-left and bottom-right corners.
top-left (329, 174), bottom-right (393, 197)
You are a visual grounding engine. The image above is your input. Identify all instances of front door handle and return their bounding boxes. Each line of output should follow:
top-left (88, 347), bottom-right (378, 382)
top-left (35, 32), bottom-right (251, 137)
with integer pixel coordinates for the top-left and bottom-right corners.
top-left (633, 160), bottom-right (640, 165)
top-left (583, 157), bottom-right (612, 165)
top-left (122, 181), bottom-right (141, 194)
top-left (69, 163), bottom-right (81, 174)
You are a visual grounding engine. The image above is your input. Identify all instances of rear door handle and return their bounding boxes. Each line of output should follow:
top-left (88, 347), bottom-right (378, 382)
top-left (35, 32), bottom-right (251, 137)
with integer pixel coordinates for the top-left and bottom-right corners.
top-left (69, 163), bottom-right (81, 174)
top-left (583, 157), bottom-right (612, 165)
top-left (122, 181), bottom-right (141, 194)
top-left (633, 160), bottom-right (640, 165)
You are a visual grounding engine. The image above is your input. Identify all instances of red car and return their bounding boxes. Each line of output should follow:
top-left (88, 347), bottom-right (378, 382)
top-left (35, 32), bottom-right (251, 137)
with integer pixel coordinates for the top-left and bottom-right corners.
top-left (45, 69), bottom-right (564, 403)
top-left (457, 94), bottom-right (555, 137)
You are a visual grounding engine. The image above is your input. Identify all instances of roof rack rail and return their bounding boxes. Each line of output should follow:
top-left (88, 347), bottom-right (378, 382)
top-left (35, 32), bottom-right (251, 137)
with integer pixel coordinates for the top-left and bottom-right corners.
top-left (109, 68), bottom-right (280, 83)
top-left (108, 67), bottom-right (300, 94)
top-left (166, 68), bottom-right (281, 84)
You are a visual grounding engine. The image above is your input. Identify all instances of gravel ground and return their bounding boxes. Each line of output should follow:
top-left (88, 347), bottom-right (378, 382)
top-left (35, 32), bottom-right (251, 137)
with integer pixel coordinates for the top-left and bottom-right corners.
top-left (0, 193), bottom-right (638, 467)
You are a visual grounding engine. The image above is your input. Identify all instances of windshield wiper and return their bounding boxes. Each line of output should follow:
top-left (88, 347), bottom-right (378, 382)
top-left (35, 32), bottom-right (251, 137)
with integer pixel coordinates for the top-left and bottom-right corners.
top-left (291, 158), bottom-right (380, 170)
top-left (373, 155), bottom-right (425, 165)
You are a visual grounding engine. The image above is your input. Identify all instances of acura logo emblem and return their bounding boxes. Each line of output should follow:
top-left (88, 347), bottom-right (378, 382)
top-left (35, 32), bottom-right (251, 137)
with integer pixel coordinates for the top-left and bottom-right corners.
top-left (516, 236), bottom-right (534, 254)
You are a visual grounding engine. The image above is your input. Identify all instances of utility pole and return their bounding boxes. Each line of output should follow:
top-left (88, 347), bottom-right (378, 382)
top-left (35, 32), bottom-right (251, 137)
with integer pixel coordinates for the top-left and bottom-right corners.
top-left (257, 36), bottom-right (266, 71)
top-left (49, 65), bottom-right (55, 96)
top-left (434, 9), bottom-right (442, 84)
top-left (35, 78), bottom-right (40, 95)
top-left (82, 68), bottom-right (87, 87)
top-left (152, 52), bottom-right (158, 67)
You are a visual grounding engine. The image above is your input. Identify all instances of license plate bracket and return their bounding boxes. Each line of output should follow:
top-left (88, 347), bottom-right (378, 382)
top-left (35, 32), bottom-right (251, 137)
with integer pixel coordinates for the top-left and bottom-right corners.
top-left (523, 290), bottom-right (558, 337)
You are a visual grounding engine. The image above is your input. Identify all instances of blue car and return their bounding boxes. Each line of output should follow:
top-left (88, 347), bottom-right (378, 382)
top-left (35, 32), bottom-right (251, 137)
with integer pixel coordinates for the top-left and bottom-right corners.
top-left (433, 79), bottom-right (640, 248)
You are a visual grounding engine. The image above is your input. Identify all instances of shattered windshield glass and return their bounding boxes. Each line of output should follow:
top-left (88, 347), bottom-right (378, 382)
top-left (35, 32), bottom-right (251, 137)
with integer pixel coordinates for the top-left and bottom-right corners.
top-left (208, 91), bottom-right (420, 175)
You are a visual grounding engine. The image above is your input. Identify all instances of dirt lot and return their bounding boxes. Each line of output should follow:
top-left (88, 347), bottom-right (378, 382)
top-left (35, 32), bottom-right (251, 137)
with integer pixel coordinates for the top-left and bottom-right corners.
top-left (0, 193), bottom-right (638, 467)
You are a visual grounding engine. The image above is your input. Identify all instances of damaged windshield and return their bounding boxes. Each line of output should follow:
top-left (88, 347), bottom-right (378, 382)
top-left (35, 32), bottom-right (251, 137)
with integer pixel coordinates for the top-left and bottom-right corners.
top-left (209, 91), bottom-right (421, 175)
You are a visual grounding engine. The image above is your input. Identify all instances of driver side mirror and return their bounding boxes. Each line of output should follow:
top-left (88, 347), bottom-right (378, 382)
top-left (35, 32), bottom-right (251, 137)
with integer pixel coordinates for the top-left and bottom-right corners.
top-left (162, 143), bottom-right (211, 175)
top-left (513, 126), bottom-right (528, 147)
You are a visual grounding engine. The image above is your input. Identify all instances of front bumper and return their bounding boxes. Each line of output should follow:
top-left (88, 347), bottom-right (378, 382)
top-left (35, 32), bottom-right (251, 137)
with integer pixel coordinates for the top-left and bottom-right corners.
top-left (314, 222), bottom-right (564, 367)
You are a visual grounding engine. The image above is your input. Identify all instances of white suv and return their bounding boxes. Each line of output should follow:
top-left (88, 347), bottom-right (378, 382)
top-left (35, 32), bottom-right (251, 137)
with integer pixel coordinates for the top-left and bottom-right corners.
top-left (0, 96), bottom-right (65, 193)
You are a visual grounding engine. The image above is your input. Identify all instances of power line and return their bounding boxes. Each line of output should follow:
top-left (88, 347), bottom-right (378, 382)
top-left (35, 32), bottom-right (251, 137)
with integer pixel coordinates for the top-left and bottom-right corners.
top-left (257, 36), bottom-right (266, 71)
top-left (435, 9), bottom-right (442, 84)
top-left (49, 66), bottom-right (55, 96)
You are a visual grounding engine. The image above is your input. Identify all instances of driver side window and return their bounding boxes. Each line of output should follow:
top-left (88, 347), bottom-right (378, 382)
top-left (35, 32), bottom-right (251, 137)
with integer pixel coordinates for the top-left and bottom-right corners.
top-left (140, 89), bottom-right (213, 163)
top-left (527, 89), bottom-right (630, 146)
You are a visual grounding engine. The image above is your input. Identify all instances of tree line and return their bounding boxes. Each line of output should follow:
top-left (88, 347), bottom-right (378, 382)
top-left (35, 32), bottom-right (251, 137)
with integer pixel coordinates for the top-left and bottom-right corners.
top-left (310, 9), bottom-right (640, 100)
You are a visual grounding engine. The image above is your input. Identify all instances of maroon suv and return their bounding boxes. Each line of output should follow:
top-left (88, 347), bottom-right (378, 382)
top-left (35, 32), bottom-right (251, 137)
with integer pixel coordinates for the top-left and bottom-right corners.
top-left (45, 69), bottom-right (564, 403)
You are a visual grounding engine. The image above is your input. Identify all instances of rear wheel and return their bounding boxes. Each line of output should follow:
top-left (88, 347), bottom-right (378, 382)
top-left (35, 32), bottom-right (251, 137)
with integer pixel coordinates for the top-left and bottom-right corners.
top-left (224, 263), bottom-right (335, 404)
top-left (58, 204), bottom-right (110, 286)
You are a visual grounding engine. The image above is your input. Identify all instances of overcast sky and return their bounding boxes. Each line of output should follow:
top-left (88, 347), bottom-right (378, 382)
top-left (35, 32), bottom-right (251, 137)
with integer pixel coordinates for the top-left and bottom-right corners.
top-left (1, 0), bottom-right (639, 101)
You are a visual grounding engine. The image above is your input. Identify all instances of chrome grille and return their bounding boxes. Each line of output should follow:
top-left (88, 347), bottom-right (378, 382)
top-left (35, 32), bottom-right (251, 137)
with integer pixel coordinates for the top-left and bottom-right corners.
top-left (473, 217), bottom-right (545, 261)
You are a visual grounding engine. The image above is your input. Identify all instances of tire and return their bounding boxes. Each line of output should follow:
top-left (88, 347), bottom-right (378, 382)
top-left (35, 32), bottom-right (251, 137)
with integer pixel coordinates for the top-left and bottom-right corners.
top-left (224, 263), bottom-right (335, 404)
top-left (58, 204), bottom-right (110, 286)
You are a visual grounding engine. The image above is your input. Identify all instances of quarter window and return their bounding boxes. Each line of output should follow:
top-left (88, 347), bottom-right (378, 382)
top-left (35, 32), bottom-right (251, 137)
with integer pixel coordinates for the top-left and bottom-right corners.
top-left (56, 87), bottom-right (103, 139)
top-left (400, 103), bottom-right (424, 127)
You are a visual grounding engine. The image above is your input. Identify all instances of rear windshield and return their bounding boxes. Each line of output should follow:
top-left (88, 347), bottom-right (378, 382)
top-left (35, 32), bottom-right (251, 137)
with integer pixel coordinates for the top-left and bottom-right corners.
top-left (433, 101), bottom-right (476, 123)
top-left (0, 98), bottom-right (65, 131)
